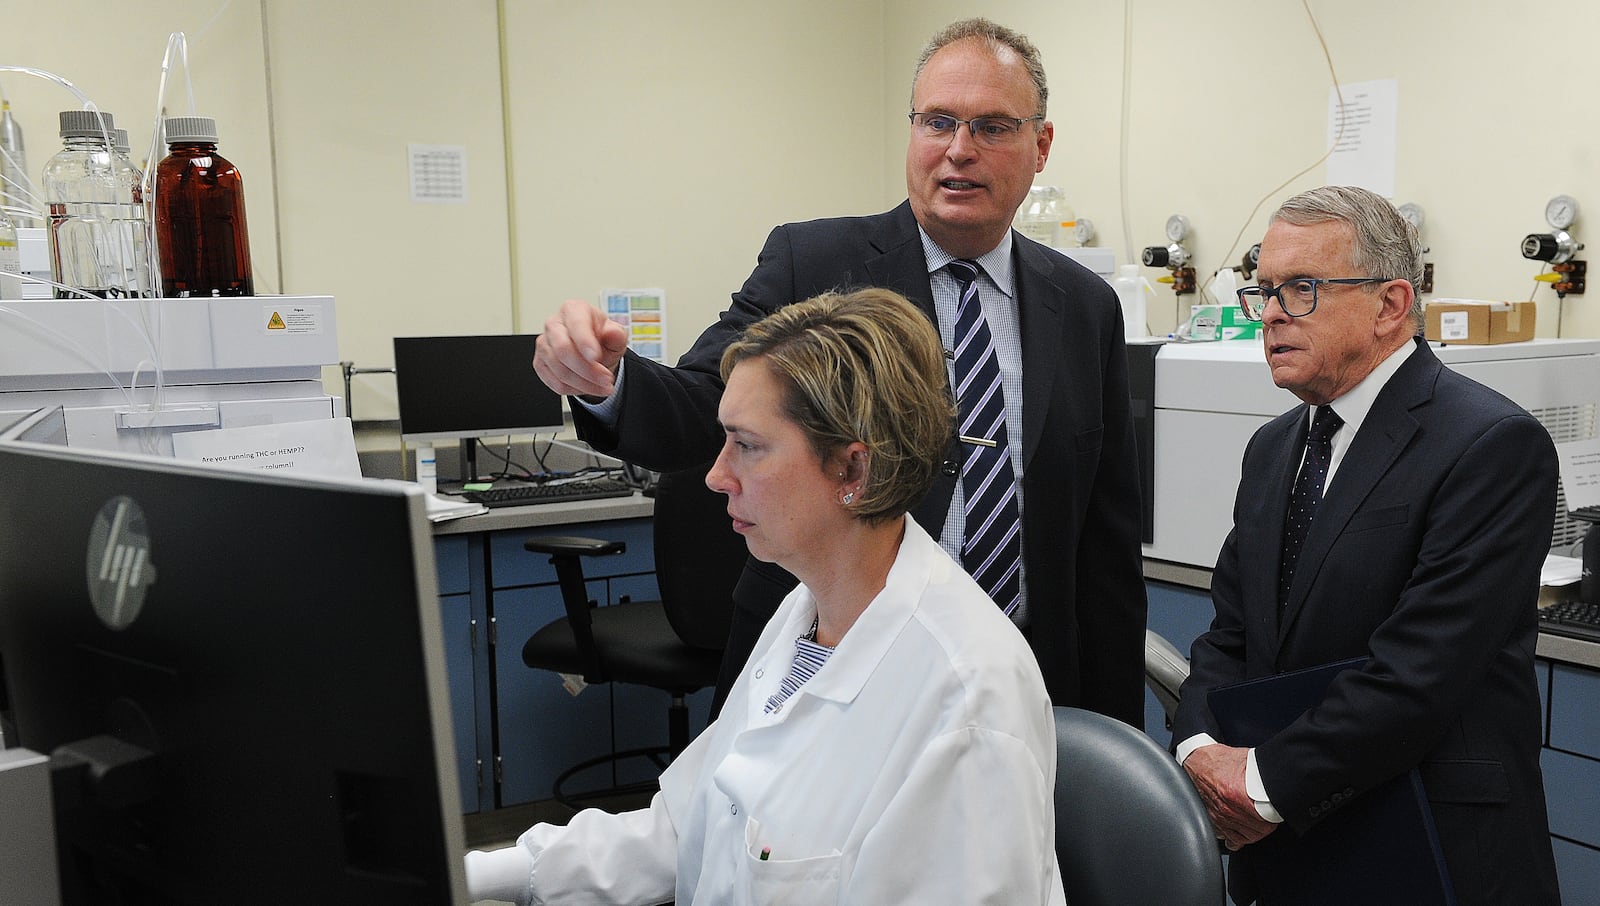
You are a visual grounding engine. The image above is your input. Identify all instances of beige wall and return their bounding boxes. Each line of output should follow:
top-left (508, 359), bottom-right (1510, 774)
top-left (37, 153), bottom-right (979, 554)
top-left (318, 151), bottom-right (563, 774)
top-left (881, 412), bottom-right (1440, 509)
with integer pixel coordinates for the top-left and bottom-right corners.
top-left (8, 1), bottom-right (1600, 419)
top-left (887, 1), bottom-right (1600, 339)
top-left (500, 0), bottom-right (887, 356)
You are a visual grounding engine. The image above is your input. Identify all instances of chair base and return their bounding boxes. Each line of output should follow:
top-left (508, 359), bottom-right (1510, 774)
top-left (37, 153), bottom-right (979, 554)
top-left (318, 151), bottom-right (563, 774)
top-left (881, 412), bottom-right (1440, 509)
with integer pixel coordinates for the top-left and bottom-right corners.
top-left (552, 745), bottom-right (674, 811)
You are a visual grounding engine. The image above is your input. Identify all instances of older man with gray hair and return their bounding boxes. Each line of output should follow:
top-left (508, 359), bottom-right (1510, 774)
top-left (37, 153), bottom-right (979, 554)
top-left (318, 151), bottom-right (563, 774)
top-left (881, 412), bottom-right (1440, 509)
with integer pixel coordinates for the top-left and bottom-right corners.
top-left (1174, 185), bottom-right (1561, 905)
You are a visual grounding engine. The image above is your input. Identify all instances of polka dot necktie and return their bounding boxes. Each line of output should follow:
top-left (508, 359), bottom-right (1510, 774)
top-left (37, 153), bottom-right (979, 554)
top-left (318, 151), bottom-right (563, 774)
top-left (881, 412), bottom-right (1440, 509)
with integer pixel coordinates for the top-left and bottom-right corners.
top-left (947, 260), bottom-right (1023, 621)
top-left (1278, 405), bottom-right (1343, 608)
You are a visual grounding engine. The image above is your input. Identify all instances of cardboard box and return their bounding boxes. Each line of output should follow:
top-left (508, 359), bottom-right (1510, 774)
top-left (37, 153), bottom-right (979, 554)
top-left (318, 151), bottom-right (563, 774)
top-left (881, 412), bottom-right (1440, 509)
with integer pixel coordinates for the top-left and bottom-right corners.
top-left (1424, 300), bottom-right (1535, 345)
top-left (1219, 304), bottom-right (1262, 341)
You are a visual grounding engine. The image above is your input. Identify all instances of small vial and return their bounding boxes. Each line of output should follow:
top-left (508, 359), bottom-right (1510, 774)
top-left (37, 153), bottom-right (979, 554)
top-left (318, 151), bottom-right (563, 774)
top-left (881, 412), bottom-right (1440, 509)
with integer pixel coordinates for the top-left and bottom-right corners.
top-left (416, 444), bottom-right (437, 494)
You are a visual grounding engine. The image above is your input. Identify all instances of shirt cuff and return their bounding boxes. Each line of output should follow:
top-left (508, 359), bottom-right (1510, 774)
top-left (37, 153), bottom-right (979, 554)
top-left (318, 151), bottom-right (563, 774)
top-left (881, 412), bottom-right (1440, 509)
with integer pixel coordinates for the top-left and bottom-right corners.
top-left (570, 356), bottom-right (627, 423)
top-left (1174, 732), bottom-right (1216, 766)
top-left (1244, 748), bottom-right (1285, 824)
top-left (464, 846), bottom-right (534, 904)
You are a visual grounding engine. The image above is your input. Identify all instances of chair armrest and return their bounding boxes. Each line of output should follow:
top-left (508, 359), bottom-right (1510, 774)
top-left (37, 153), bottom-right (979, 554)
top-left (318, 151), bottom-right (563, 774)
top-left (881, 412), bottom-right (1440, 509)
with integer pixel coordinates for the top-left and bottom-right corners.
top-left (524, 535), bottom-right (626, 557)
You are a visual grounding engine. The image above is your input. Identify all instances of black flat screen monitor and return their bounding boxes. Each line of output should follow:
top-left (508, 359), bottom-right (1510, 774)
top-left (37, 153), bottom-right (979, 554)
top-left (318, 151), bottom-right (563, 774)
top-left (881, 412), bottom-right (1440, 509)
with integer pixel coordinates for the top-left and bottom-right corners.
top-left (0, 426), bottom-right (468, 904)
top-left (394, 334), bottom-right (565, 443)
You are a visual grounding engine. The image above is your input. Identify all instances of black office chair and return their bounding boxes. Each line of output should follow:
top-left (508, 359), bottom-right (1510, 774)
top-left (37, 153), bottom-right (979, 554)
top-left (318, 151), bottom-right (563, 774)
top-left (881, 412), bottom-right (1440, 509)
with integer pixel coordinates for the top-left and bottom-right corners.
top-left (1053, 706), bottom-right (1225, 906)
top-left (520, 462), bottom-right (746, 808)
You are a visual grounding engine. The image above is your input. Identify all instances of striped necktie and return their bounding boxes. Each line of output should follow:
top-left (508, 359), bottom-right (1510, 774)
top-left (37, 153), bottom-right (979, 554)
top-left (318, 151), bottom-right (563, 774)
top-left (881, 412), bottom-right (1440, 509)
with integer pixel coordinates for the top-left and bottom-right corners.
top-left (947, 260), bottom-right (1023, 620)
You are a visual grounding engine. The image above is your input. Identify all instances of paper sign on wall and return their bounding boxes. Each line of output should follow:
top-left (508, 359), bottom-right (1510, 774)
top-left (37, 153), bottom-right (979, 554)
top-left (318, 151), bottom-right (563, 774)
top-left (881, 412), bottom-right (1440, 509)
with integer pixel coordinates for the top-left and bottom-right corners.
top-left (1326, 78), bottom-right (1398, 198)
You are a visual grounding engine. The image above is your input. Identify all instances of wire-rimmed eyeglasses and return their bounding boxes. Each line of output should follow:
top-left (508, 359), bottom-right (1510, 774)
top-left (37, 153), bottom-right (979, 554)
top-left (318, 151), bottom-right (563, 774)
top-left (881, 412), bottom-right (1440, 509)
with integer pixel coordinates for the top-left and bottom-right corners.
top-left (908, 111), bottom-right (1044, 148)
top-left (1236, 277), bottom-right (1388, 321)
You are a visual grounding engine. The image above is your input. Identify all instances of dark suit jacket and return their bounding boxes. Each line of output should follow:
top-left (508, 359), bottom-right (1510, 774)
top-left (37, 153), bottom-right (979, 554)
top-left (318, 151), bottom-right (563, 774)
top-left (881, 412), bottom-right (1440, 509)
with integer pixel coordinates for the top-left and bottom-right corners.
top-left (1174, 338), bottom-right (1560, 905)
top-left (571, 201), bottom-right (1148, 725)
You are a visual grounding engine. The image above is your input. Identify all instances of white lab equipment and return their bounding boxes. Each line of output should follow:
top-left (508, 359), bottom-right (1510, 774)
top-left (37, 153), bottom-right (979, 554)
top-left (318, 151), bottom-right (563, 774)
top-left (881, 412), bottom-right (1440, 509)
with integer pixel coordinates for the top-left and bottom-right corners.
top-left (0, 296), bottom-right (343, 456)
top-left (1141, 338), bottom-right (1600, 569)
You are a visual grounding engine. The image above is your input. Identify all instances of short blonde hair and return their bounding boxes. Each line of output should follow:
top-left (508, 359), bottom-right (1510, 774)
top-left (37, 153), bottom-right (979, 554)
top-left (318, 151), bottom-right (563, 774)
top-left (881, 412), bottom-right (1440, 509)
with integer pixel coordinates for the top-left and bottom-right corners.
top-left (721, 288), bottom-right (954, 524)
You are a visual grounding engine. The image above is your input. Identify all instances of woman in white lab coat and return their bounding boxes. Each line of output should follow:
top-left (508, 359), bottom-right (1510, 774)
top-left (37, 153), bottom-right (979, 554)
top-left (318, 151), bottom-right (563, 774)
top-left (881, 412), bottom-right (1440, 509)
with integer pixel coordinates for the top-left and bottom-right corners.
top-left (466, 288), bottom-right (1065, 905)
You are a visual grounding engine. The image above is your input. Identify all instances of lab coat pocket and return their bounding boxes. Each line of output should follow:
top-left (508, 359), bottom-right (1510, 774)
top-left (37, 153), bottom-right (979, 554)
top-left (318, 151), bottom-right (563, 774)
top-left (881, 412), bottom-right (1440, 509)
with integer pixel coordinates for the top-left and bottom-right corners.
top-left (742, 816), bottom-right (842, 904)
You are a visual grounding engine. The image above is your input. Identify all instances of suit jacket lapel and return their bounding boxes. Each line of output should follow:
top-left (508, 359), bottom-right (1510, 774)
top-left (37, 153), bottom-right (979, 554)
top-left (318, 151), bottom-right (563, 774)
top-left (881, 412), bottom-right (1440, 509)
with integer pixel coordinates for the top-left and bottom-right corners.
top-left (862, 201), bottom-right (937, 321)
top-left (1278, 341), bottom-right (1437, 643)
top-left (862, 202), bottom-right (951, 536)
top-left (1013, 239), bottom-right (1067, 466)
top-left (1255, 407), bottom-right (1306, 645)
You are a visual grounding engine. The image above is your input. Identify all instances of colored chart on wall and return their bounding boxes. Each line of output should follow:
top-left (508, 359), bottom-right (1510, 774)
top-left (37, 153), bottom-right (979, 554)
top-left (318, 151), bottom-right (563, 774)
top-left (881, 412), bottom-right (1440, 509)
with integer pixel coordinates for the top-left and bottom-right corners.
top-left (601, 287), bottom-right (668, 363)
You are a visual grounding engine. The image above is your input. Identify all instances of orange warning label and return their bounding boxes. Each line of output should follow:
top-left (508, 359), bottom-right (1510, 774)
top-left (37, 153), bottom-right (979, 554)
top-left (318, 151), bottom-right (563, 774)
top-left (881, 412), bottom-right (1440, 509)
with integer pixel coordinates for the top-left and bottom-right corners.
top-left (267, 312), bottom-right (287, 330)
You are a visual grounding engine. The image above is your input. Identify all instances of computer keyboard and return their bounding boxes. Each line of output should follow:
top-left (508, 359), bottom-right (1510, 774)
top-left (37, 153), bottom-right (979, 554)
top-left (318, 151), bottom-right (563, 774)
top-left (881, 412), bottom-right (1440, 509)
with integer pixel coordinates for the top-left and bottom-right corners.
top-left (1538, 599), bottom-right (1600, 644)
top-left (460, 477), bottom-right (634, 509)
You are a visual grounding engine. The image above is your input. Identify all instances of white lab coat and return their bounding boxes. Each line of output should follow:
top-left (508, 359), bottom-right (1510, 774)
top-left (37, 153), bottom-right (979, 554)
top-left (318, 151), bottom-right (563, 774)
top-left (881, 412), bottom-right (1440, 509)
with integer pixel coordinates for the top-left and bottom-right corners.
top-left (467, 517), bottom-right (1066, 905)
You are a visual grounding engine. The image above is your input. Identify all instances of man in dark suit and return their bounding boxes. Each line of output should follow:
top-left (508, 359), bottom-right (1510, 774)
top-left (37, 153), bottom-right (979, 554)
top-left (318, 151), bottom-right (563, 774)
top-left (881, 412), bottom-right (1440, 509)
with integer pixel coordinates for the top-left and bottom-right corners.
top-left (532, 18), bottom-right (1147, 725)
top-left (1173, 185), bottom-right (1560, 905)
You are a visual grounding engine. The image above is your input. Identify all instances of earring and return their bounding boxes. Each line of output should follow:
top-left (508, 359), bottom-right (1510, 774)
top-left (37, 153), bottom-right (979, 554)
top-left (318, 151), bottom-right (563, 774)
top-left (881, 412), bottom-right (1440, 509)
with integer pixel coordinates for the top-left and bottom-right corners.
top-left (841, 491), bottom-right (855, 506)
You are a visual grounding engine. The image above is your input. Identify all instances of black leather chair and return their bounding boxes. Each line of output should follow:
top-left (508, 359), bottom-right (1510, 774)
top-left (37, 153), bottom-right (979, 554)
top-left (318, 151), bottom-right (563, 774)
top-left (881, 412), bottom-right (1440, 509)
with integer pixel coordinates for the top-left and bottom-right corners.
top-left (520, 462), bottom-right (746, 808)
top-left (1052, 706), bottom-right (1225, 906)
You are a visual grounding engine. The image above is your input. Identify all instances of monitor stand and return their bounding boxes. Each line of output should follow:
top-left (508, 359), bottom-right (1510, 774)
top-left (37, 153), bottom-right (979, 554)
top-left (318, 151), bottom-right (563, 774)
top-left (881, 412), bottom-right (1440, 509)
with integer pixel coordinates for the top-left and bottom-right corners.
top-left (458, 439), bottom-right (482, 484)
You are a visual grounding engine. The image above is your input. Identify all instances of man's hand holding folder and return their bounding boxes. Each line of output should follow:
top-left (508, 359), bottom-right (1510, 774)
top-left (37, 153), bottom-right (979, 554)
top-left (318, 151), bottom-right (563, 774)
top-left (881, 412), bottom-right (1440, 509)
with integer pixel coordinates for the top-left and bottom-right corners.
top-left (1181, 743), bottom-right (1277, 850)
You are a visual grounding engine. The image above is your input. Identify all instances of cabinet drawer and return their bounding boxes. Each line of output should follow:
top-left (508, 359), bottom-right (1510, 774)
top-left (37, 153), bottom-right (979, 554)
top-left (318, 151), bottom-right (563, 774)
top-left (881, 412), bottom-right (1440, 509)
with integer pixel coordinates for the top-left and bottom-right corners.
top-left (434, 535), bottom-right (471, 596)
top-left (1549, 663), bottom-right (1600, 757)
top-left (1552, 837), bottom-right (1600, 906)
top-left (1537, 659), bottom-right (1550, 745)
top-left (1541, 748), bottom-right (1600, 848)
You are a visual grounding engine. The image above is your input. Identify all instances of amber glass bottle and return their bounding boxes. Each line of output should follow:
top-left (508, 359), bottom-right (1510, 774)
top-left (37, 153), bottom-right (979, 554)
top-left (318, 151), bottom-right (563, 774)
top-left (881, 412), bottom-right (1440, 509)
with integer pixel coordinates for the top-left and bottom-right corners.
top-left (153, 115), bottom-right (253, 297)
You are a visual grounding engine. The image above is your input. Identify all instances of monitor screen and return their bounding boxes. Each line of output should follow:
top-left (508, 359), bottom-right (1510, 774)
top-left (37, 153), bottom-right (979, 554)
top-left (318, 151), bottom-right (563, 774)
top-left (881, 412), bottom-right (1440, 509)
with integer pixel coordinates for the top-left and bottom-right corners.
top-left (393, 334), bottom-right (565, 442)
top-left (0, 436), bottom-right (468, 904)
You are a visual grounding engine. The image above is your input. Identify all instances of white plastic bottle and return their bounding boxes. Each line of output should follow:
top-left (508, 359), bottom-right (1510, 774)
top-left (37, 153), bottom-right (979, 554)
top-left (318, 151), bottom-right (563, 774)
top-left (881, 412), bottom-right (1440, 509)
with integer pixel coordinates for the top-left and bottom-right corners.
top-left (415, 444), bottom-right (438, 494)
top-left (1113, 264), bottom-right (1152, 339)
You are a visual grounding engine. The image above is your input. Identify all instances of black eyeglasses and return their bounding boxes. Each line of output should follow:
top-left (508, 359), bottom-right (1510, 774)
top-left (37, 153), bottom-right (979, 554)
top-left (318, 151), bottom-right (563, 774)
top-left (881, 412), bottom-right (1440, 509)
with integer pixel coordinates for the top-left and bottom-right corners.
top-left (1236, 277), bottom-right (1387, 321)
top-left (908, 111), bottom-right (1044, 148)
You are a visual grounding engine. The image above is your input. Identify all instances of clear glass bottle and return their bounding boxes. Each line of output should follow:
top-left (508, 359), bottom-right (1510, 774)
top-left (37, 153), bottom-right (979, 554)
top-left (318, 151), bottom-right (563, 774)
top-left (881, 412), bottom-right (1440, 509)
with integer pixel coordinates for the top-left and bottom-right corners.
top-left (111, 127), bottom-right (155, 297)
top-left (41, 110), bottom-right (149, 298)
top-left (153, 115), bottom-right (253, 297)
top-left (1013, 186), bottom-right (1073, 250)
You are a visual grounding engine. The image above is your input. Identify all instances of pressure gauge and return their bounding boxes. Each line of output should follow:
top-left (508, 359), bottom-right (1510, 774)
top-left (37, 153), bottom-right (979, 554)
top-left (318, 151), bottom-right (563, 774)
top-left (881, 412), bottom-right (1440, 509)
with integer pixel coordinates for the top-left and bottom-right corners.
top-left (1397, 202), bottom-right (1425, 231)
top-left (1142, 243), bottom-right (1190, 269)
top-left (1546, 194), bottom-right (1579, 231)
top-left (1165, 214), bottom-right (1191, 243)
top-left (1071, 217), bottom-right (1097, 246)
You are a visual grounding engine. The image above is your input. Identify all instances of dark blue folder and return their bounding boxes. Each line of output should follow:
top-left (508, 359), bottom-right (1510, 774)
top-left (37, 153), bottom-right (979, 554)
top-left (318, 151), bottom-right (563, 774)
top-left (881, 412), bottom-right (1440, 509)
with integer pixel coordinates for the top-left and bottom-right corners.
top-left (1208, 657), bottom-right (1458, 906)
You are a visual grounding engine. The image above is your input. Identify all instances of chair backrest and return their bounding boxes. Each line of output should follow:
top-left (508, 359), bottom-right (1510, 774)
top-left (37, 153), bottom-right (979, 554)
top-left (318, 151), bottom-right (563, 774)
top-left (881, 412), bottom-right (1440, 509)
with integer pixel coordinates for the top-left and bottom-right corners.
top-left (1053, 706), bottom-right (1224, 906)
top-left (651, 462), bottom-right (749, 650)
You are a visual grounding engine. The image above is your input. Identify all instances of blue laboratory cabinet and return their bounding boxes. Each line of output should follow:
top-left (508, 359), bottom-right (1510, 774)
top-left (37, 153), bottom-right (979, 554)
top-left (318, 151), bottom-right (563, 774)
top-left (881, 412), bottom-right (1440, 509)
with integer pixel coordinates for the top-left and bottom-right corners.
top-left (432, 499), bottom-right (712, 813)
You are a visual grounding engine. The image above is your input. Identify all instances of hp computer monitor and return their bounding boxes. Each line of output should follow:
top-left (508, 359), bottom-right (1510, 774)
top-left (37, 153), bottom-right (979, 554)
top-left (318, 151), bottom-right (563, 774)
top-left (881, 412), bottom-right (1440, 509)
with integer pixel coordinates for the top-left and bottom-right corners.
top-left (0, 422), bottom-right (468, 904)
top-left (393, 334), bottom-right (566, 443)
